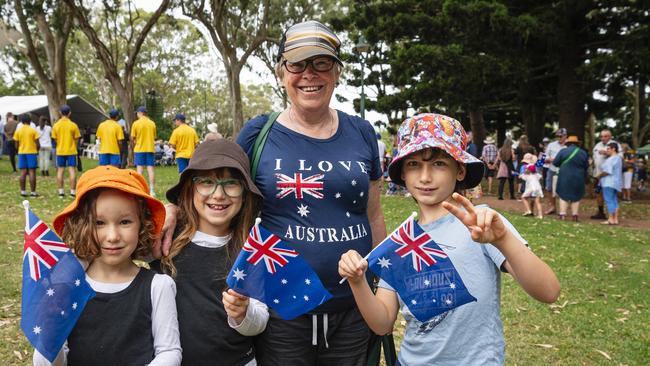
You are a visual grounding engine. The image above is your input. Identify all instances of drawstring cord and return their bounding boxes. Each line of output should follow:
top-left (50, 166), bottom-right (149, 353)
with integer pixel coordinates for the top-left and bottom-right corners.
top-left (311, 313), bottom-right (330, 348)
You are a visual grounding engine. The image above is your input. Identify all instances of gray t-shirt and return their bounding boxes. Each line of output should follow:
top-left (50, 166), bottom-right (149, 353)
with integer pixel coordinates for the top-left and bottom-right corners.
top-left (379, 209), bottom-right (527, 366)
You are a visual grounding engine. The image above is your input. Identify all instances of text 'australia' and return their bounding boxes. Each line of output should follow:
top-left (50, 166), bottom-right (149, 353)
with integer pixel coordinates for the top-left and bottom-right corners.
top-left (285, 224), bottom-right (369, 243)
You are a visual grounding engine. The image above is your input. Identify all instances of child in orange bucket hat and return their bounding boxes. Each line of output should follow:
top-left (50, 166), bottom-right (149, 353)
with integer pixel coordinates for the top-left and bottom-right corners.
top-left (35, 166), bottom-right (181, 365)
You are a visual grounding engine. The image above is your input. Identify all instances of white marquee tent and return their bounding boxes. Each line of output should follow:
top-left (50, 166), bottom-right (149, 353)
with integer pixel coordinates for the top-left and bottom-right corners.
top-left (0, 95), bottom-right (107, 130)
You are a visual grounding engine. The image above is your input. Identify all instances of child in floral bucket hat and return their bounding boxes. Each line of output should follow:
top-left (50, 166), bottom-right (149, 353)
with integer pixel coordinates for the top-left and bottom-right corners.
top-left (338, 113), bottom-right (560, 366)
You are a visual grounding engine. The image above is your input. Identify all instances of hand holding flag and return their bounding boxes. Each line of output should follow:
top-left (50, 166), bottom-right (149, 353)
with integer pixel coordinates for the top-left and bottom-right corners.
top-left (226, 219), bottom-right (332, 320)
top-left (442, 193), bottom-right (509, 245)
top-left (20, 201), bottom-right (95, 363)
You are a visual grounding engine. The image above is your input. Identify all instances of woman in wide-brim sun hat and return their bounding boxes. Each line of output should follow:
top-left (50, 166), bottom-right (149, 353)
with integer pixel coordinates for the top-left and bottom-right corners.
top-left (552, 135), bottom-right (589, 221)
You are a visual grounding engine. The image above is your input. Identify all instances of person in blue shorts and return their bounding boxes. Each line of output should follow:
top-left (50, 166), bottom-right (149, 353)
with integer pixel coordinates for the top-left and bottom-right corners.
top-left (131, 106), bottom-right (157, 196)
top-left (14, 116), bottom-right (41, 197)
top-left (52, 105), bottom-right (81, 197)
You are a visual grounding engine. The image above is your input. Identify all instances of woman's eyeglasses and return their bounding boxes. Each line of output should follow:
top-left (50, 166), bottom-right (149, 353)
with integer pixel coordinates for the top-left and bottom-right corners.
top-left (283, 56), bottom-right (336, 74)
top-left (192, 177), bottom-right (244, 197)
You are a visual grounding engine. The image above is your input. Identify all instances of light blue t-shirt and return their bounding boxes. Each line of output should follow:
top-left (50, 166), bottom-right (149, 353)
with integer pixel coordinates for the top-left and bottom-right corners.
top-left (600, 155), bottom-right (623, 192)
top-left (379, 209), bottom-right (528, 366)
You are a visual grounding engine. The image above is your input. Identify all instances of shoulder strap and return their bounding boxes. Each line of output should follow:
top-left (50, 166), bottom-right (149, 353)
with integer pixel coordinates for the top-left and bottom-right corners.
top-left (560, 147), bottom-right (580, 168)
top-left (251, 111), bottom-right (280, 181)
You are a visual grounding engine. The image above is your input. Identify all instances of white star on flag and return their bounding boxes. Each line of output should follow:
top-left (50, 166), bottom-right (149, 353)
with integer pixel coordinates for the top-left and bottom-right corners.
top-left (33, 326), bottom-right (41, 334)
top-left (46, 288), bottom-right (55, 296)
top-left (297, 204), bottom-right (310, 217)
top-left (353, 200), bottom-right (357, 204)
top-left (75, 279), bottom-right (80, 286)
top-left (60, 311), bottom-right (65, 316)
top-left (351, 180), bottom-right (357, 186)
top-left (273, 299), bottom-right (279, 304)
top-left (449, 283), bottom-right (456, 289)
top-left (377, 257), bottom-right (392, 268)
top-left (445, 299), bottom-right (452, 305)
top-left (432, 299), bottom-right (436, 303)
top-left (411, 299), bottom-right (417, 305)
top-left (281, 278), bottom-right (288, 284)
top-left (232, 268), bottom-right (247, 281)
top-left (72, 302), bottom-right (78, 310)
top-left (360, 192), bottom-right (364, 197)
top-left (424, 279), bottom-right (431, 286)
top-left (305, 279), bottom-right (311, 285)
top-left (346, 212), bottom-right (350, 218)
top-left (335, 192), bottom-right (341, 198)
top-left (292, 295), bottom-right (297, 299)
top-left (304, 295), bottom-right (310, 301)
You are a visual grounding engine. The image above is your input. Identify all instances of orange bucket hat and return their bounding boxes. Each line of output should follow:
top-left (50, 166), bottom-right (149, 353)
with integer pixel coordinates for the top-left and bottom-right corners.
top-left (53, 166), bottom-right (165, 237)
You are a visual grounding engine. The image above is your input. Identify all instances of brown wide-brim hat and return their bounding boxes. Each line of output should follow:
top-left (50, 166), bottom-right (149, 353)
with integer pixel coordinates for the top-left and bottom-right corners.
top-left (566, 135), bottom-right (581, 144)
top-left (53, 166), bottom-right (166, 237)
top-left (166, 139), bottom-right (263, 204)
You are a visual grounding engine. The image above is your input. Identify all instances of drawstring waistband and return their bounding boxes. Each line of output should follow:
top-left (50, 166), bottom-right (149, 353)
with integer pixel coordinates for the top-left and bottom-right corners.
top-left (310, 314), bottom-right (330, 348)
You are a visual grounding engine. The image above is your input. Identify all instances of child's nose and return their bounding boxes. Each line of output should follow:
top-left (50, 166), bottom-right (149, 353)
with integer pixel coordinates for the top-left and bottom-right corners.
top-left (211, 185), bottom-right (227, 198)
top-left (419, 165), bottom-right (433, 182)
top-left (106, 225), bottom-right (120, 242)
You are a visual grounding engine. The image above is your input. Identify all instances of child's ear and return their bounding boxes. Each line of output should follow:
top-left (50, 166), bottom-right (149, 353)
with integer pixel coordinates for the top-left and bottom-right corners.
top-left (456, 162), bottom-right (467, 182)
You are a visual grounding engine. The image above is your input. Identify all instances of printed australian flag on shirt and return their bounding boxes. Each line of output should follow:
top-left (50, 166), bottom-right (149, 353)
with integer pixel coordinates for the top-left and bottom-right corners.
top-left (21, 207), bottom-right (95, 362)
top-left (226, 222), bottom-right (332, 320)
top-left (368, 216), bottom-right (476, 322)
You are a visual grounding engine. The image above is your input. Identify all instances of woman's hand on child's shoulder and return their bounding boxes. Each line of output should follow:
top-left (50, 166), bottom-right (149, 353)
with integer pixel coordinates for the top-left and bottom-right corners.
top-left (222, 289), bottom-right (250, 325)
top-left (442, 193), bottom-right (510, 246)
top-left (338, 250), bottom-right (368, 285)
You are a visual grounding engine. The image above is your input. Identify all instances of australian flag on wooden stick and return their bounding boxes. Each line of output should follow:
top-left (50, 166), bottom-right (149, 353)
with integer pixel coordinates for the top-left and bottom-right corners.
top-left (20, 202), bottom-right (95, 362)
top-left (227, 220), bottom-right (332, 320)
top-left (367, 215), bottom-right (476, 322)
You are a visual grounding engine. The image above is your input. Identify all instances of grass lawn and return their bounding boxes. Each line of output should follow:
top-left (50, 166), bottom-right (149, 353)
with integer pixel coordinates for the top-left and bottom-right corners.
top-left (1, 158), bottom-right (648, 365)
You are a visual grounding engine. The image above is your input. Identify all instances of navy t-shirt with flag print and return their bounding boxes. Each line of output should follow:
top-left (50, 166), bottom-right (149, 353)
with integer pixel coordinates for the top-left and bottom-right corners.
top-left (237, 110), bottom-right (381, 313)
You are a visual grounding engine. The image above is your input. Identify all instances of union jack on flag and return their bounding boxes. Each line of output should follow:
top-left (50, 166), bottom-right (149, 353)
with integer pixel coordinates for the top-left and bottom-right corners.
top-left (366, 215), bottom-right (476, 322)
top-left (391, 217), bottom-right (448, 272)
top-left (23, 210), bottom-right (70, 281)
top-left (275, 173), bottom-right (325, 200)
top-left (243, 223), bottom-right (299, 274)
top-left (227, 221), bottom-right (332, 320)
top-left (20, 202), bottom-right (95, 362)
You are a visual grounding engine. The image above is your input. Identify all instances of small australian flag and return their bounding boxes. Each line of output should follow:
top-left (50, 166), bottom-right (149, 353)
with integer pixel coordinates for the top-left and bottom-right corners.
top-left (226, 221), bottom-right (332, 320)
top-left (367, 215), bottom-right (476, 322)
top-left (20, 203), bottom-right (95, 362)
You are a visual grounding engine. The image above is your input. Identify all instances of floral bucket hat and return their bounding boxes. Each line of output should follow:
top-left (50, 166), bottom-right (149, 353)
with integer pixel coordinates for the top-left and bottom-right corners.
top-left (387, 113), bottom-right (485, 189)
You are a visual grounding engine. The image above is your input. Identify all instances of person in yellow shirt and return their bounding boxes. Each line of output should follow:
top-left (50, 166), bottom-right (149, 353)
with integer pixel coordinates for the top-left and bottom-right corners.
top-left (13, 115), bottom-right (41, 197)
top-left (131, 106), bottom-right (157, 196)
top-left (96, 109), bottom-right (125, 167)
top-left (51, 105), bottom-right (81, 198)
top-left (168, 113), bottom-right (199, 173)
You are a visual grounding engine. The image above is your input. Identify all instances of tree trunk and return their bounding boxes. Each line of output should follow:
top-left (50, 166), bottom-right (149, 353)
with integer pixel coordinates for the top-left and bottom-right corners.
top-left (496, 111), bottom-right (506, 147)
top-left (630, 77), bottom-right (649, 148)
top-left (556, 33), bottom-right (586, 139)
top-left (521, 100), bottom-right (546, 150)
top-left (228, 63), bottom-right (245, 136)
top-left (468, 108), bottom-right (486, 153)
top-left (46, 91), bottom-right (67, 123)
top-left (585, 112), bottom-right (596, 151)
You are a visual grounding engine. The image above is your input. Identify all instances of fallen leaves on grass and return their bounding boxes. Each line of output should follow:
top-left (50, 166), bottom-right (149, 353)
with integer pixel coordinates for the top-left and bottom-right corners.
top-left (532, 343), bottom-right (554, 349)
top-left (12, 350), bottom-right (22, 360)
